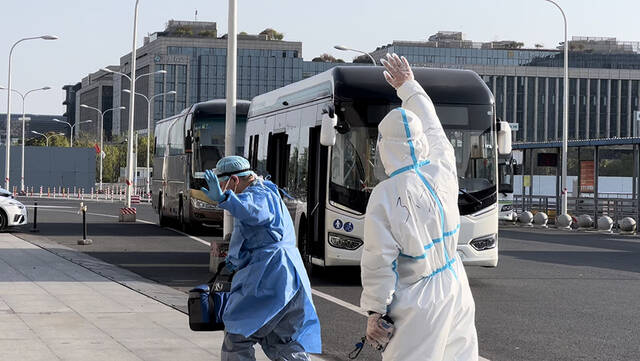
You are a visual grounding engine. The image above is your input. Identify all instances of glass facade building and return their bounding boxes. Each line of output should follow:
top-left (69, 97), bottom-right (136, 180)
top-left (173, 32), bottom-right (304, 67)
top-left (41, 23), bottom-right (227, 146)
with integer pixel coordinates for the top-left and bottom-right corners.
top-left (359, 35), bottom-right (640, 144)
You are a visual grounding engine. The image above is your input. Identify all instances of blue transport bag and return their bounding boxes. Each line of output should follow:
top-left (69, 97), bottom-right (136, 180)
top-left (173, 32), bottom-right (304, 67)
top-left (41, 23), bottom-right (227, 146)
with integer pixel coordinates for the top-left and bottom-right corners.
top-left (188, 262), bottom-right (233, 331)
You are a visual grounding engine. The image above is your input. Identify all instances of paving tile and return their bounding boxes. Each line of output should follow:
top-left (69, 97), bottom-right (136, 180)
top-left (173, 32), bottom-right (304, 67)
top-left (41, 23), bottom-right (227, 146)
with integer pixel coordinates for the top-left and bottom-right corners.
top-left (20, 312), bottom-right (108, 340)
top-left (2, 294), bottom-right (72, 314)
top-left (0, 313), bottom-right (38, 339)
top-left (0, 281), bottom-right (49, 295)
top-left (55, 293), bottom-right (129, 314)
top-left (47, 338), bottom-right (143, 361)
top-left (0, 339), bottom-right (60, 360)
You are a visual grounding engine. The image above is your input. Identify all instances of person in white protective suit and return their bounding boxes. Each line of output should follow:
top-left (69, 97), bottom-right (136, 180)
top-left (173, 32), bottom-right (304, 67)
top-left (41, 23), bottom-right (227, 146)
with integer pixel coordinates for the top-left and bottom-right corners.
top-left (360, 53), bottom-right (479, 361)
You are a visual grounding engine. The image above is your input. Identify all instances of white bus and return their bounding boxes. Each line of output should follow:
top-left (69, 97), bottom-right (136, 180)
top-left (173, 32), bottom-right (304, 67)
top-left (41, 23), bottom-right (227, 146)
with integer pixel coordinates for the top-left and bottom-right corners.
top-left (243, 66), bottom-right (511, 269)
top-left (152, 99), bottom-right (250, 231)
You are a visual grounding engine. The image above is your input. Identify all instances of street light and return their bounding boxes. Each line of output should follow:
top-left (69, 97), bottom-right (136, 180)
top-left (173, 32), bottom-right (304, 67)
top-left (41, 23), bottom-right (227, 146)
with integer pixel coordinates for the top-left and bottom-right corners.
top-left (5, 35), bottom-right (58, 190)
top-left (31, 131), bottom-right (64, 147)
top-left (544, 0), bottom-right (570, 227)
top-left (80, 104), bottom-right (126, 191)
top-left (122, 88), bottom-right (176, 195)
top-left (334, 45), bottom-right (376, 65)
top-left (223, 0), bottom-right (238, 243)
top-left (123, 0), bottom-right (141, 209)
top-left (52, 118), bottom-right (93, 147)
top-left (0, 85), bottom-right (51, 192)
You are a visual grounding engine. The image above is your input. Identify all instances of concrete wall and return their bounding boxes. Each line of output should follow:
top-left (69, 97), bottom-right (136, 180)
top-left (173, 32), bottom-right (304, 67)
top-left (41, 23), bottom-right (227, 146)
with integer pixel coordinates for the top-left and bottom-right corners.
top-left (0, 146), bottom-right (96, 190)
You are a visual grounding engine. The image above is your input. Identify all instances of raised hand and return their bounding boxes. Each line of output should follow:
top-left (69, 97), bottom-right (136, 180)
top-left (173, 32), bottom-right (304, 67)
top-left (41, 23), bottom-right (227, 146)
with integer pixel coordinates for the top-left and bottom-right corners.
top-left (380, 53), bottom-right (414, 89)
top-left (200, 169), bottom-right (225, 202)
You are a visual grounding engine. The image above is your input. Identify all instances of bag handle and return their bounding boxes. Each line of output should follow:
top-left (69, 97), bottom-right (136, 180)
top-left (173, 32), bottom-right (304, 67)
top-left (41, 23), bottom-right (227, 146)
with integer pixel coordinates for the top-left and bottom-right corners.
top-left (207, 261), bottom-right (234, 285)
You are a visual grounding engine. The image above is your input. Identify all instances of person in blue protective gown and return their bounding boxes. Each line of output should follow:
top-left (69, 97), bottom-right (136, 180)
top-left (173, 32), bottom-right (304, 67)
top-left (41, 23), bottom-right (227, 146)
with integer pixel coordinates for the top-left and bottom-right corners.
top-left (200, 155), bottom-right (322, 361)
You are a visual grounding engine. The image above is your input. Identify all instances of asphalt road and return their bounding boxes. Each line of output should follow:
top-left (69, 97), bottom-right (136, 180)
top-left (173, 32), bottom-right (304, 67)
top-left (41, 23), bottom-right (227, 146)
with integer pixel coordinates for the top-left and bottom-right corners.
top-left (11, 197), bottom-right (640, 360)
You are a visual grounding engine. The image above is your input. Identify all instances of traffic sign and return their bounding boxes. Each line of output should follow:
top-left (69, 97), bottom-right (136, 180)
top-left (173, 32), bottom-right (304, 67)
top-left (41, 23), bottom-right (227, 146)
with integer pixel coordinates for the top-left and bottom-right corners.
top-left (508, 122), bottom-right (519, 131)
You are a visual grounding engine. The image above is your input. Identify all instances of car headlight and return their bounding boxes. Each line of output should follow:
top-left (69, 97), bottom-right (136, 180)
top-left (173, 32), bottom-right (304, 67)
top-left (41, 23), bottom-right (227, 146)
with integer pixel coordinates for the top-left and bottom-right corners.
top-left (8, 202), bottom-right (24, 209)
top-left (328, 233), bottom-right (363, 250)
top-left (470, 234), bottom-right (497, 251)
top-left (191, 197), bottom-right (218, 210)
top-left (501, 204), bottom-right (513, 212)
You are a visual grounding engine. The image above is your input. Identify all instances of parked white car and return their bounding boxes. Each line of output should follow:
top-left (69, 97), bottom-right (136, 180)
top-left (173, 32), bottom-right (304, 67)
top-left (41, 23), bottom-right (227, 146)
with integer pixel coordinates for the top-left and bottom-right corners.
top-left (0, 188), bottom-right (27, 230)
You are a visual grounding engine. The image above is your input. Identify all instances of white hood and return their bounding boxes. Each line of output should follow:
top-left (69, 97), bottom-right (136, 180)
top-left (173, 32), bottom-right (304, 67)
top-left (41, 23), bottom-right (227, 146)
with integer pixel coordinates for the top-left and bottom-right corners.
top-left (377, 107), bottom-right (430, 176)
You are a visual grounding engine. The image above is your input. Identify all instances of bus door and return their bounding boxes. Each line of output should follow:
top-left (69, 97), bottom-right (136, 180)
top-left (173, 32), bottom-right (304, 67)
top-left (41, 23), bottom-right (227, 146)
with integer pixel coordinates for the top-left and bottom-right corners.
top-left (307, 126), bottom-right (328, 260)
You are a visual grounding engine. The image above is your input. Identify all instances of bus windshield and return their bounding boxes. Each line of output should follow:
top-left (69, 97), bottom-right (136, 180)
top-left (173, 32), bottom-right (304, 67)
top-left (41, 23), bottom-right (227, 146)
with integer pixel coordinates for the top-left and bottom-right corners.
top-left (192, 115), bottom-right (246, 183)
top-left (329, 102), bottom-right (496, 214)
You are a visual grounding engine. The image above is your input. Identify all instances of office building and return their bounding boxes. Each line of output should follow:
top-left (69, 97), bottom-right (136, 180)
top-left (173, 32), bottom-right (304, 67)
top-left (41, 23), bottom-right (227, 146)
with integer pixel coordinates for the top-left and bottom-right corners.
top-left (111, 20), bottom-right (303, 136)
top-left (363, 32), bottom-right (640, 143)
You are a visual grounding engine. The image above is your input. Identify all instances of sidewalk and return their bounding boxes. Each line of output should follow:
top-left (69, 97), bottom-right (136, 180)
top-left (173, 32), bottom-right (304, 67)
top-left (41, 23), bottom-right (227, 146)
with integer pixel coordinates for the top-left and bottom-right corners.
top-left (0, 233), bottom-right (272, 361)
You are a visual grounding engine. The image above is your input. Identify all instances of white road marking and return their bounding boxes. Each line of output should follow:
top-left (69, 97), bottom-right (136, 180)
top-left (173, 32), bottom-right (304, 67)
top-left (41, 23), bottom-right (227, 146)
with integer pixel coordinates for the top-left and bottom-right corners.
top-left (163, 227), bottom-right (211, 247)
top-left (311, 288), bottom-right (366, 316)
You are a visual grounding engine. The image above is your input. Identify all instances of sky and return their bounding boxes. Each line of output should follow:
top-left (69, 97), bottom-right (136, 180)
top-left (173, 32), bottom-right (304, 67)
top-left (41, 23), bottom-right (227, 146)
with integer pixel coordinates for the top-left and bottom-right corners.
top-left (1, 0), bottom-right (638, 115)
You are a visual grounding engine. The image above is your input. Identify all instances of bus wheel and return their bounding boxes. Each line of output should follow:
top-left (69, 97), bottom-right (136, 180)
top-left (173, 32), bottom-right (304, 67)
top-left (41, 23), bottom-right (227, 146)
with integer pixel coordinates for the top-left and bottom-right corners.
top-left (298, 219), bottom-right (314, 277)
top-left (158, 194), bottom-right (168, 227)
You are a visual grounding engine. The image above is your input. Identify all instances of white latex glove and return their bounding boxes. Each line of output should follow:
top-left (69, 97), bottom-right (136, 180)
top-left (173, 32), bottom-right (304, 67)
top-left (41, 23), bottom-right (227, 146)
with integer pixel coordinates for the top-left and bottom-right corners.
top-left (366, 313), bottom-right (391, 348)
top-left (380, 53), bottom-right (414, 89)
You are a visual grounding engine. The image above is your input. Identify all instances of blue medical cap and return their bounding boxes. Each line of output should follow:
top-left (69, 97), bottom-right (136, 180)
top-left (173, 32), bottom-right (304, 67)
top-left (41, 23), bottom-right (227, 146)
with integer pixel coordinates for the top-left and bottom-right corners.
top-left (215, 156), bottom-right (254, 181)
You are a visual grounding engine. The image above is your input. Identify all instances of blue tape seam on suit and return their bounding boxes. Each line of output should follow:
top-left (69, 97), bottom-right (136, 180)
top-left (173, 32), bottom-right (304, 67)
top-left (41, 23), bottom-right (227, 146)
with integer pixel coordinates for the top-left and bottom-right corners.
top-left (394, 108), bottom-right (458, 279)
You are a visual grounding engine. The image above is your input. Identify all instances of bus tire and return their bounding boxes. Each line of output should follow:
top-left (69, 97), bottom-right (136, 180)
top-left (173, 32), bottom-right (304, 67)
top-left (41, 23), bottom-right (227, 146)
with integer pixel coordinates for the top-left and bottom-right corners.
top-left (298, 217), bottom-right (314, 277)
top-left (158, 194), bottom-right (168, 227)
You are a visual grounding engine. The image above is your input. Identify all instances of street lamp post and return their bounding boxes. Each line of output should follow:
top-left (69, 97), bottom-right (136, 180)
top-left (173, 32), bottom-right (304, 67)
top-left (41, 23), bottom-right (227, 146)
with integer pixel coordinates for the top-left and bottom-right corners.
top-left (223, 0), bottom-right (238, 241)
top-left (0, 85), bottom-right (51, 192)
top-left (31, 131), bottom-right (64, 147)
top-left (334, 45), bottom-right (377, 65)
top-left (124, 0), bottom-right (142, 208)
top-left (544, 0), bottom-right (570, 226)
top-left (80, 105), bottom-right (126, 191)
top-left (5, 35), bottom-right (58, 190)
top-left (52, 118), bottom-right (92, 146)
top-left (122, 89), bottom-right (176, 195)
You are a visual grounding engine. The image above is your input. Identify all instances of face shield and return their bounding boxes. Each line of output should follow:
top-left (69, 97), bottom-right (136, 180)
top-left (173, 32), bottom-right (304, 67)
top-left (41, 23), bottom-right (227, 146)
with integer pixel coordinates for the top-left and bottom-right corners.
top-left (373, 132), bottom-right (389, 181)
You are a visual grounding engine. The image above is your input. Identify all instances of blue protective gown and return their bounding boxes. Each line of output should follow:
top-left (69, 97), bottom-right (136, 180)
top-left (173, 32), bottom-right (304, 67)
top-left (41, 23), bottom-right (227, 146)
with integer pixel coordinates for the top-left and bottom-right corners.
top-left (217, 179), bottom-right (322, 354)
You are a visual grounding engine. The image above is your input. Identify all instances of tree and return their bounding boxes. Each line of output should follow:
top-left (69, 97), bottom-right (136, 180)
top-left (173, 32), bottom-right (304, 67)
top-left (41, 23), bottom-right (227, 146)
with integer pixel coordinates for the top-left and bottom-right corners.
top-left (25, 132), bottom-right (69, 147)
top-left (312, 53), bottom-right (345, 63)
top-left (353, 54), bottom-right (374, 64)
top-left (259, 28), bottom-right (284, 40)
top-left (137, 134), bottom-right (154, 167)
top-left (239, 31), bottom-right (248, 36)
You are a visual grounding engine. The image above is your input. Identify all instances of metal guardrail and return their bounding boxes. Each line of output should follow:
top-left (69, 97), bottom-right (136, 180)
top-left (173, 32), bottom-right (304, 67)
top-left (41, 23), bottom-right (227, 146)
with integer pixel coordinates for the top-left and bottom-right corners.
top-left (514, 194), bottom-right (639, 227)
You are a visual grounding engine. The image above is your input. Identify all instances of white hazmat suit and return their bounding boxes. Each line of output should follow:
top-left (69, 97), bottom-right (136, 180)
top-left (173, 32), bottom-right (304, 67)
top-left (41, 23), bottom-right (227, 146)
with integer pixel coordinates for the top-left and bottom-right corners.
top-left (360, 79), bottom-right (479, 360)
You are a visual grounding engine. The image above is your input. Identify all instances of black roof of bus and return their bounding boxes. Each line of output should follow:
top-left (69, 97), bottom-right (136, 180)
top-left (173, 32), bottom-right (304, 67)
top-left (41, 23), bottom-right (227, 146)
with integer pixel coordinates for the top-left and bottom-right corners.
top-left (331, 66), bottom-right (493, 105)
top-left (192, 99), bottom-right (251, 117)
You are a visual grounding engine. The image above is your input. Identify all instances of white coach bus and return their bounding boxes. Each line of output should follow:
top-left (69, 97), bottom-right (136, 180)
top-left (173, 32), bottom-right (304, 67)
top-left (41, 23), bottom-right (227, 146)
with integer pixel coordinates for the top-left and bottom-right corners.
top-left (243, 66), bottom-right (511, 269)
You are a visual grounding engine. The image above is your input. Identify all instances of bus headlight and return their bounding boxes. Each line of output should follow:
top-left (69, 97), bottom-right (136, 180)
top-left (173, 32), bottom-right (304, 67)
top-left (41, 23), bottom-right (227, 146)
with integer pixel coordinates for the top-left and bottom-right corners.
top-left (470, 234), bottom-right (497, 251)
top-left (328, 233), bottom-right (363, 250)
top-left (501, 204), bottom-right (513, 212)
top-left (191, 198), bottom-right (219, 210)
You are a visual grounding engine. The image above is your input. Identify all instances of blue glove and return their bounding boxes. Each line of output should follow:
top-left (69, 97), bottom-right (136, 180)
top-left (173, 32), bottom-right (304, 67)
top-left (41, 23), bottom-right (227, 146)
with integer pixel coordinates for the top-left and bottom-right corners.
top-left (201, 169), bottom-right (225, 202)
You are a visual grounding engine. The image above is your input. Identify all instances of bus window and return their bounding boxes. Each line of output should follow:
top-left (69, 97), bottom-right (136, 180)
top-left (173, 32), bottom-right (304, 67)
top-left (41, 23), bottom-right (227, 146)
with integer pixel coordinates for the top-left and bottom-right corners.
top-left (266, 132), bottom-right (290, 188)
top-left (154, 121), bottom-right (170, 156)
top-left (168, 115), bottom-right (186, 155)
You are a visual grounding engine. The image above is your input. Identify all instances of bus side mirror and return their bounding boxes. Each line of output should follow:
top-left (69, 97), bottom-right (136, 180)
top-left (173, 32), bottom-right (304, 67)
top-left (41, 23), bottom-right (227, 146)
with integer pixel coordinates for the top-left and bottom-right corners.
top-left (320, 112), bottom-right (337, 146)
top-left (497, 121), bottom-right (512, 155)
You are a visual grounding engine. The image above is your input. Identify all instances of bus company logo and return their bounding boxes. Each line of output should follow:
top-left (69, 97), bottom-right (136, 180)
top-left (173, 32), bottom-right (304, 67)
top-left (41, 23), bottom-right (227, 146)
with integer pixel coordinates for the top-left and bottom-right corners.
top-left (333, 219), bottom-right (343, 230)
top-left (344, 222), bottom-right (354, 233)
